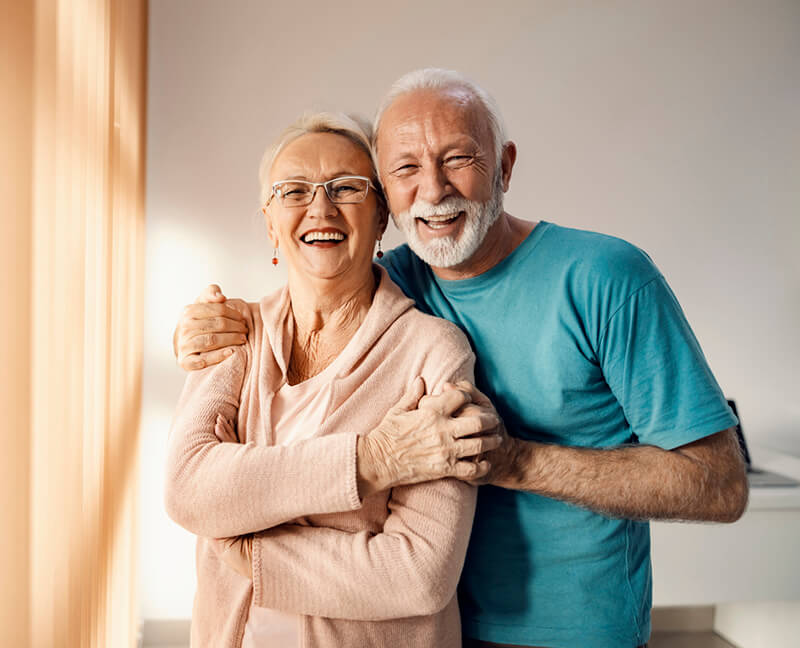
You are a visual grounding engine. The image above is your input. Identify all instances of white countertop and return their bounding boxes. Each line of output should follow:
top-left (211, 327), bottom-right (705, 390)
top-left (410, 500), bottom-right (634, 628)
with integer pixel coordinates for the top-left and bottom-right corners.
top-left (744, 445), bottom-right (800, 510)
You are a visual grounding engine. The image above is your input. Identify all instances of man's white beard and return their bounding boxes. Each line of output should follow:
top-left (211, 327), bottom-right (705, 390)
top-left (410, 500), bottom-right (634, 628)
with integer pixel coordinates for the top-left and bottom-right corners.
top-left (392, 170), bottom-right (504, 269)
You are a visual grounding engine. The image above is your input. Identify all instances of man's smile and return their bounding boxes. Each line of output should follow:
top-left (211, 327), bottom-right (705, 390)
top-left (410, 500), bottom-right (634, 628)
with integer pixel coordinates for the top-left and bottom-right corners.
top-left (417, 211), bottom-right (464, 233)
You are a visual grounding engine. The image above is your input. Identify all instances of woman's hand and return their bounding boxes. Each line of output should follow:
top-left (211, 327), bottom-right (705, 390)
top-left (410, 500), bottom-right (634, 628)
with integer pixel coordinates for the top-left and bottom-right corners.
top-left (356, 377), bottom-right (504, 497)
top-left (173, 284), bottom-right (249, 370)
top-left (215, 535), bottom-right (253, 579)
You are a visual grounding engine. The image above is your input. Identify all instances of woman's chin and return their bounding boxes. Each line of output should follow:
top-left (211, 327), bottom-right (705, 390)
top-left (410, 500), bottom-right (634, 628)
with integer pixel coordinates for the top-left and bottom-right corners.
top-left (290, 255), bottom-right (372, 285)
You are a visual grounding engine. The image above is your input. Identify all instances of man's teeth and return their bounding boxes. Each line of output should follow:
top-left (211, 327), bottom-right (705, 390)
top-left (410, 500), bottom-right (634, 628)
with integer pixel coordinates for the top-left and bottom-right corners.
top-left (302, 231), bottom-right (345, 243)
top-left (420, 213), bottom-right (460, 229)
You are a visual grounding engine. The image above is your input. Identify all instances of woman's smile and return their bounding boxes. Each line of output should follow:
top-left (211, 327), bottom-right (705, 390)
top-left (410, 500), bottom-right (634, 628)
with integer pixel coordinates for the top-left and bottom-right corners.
top-left (300, 227), bottom-right (348, 246)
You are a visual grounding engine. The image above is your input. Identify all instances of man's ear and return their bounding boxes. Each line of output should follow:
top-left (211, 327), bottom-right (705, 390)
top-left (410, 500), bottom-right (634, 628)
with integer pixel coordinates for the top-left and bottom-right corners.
top-left (500, 141), bottom-right (517, 192)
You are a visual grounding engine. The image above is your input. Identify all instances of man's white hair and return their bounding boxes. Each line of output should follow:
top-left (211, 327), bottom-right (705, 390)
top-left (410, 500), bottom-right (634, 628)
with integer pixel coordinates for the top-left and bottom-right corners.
top-left (258, 111), bottom-right (382, 207)
top-left (372, 68), bottom-right (508, 164)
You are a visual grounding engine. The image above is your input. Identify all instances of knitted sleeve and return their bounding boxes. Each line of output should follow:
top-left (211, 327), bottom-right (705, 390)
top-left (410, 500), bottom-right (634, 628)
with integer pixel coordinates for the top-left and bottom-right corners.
top-left (164, 345), bottom-right (361, 538)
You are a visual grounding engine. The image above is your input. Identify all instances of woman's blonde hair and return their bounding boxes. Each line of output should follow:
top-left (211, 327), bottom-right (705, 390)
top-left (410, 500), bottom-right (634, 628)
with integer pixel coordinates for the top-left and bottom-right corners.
top-left (258, 111), bottom-right (384, 207)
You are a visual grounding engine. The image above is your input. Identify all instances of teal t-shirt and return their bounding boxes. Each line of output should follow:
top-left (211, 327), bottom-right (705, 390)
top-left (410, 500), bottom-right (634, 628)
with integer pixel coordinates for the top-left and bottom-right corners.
top-left (379, 221), bottom-right (736, 648)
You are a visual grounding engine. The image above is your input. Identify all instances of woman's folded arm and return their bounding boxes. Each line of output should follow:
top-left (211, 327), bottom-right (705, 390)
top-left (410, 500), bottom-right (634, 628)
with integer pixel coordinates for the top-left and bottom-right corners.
top-left (246, 475), bottom-right (477, 621)
top-left (164, 348), bottom-right (362, 538)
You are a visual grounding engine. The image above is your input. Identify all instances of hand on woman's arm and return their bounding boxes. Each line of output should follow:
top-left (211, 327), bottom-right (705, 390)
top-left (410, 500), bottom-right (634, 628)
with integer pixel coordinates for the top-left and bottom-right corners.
top-left (165, 353), bottom-right (499, 539)
top-left (356, 377), bottom-right (502, 497)
top-left (173, 284), bottom-right (249, 370)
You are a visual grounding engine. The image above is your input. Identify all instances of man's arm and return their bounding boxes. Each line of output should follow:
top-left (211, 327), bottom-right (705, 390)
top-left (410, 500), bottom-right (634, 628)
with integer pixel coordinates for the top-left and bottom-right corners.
top-left (487, 424), bottom-right (748, 522)
top-left (456, 382), bottom-right (748, 522)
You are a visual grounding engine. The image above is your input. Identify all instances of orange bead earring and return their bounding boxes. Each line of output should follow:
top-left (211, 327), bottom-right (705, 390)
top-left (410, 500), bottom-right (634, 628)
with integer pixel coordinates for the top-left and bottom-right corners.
top-left (272, 247), bottom-right (279, 266)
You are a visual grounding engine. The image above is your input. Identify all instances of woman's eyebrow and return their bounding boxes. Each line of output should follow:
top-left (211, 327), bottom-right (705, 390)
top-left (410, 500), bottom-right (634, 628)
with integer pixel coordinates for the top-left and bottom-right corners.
top-left (276, 170), bottom-right (364, 181)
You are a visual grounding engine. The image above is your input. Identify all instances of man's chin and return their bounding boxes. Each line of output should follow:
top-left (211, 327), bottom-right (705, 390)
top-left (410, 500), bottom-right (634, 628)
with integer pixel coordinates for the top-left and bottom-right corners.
top-left (407, 238), bottom-right (469, 268)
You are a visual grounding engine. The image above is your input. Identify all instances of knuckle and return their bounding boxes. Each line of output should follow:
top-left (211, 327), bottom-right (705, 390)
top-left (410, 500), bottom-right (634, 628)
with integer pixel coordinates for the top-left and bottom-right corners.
top-left (186, 356), bottom-right (204, 371)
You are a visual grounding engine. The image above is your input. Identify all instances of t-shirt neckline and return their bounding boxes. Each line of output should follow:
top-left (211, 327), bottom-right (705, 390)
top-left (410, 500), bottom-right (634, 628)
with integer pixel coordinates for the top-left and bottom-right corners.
top-left (432, 220), bottom-right (552, 294)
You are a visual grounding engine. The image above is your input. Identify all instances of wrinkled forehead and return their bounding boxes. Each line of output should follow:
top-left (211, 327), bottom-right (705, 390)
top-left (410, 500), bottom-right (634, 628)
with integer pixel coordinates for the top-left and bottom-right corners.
top-left (376, 88), bottom-right (493, 157)
top-left (270, 132), bottom-right (374, 182)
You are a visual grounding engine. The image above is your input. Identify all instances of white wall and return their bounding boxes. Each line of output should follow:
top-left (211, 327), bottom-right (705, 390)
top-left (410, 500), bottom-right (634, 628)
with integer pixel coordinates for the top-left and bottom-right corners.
top-left (141, 0), bottom-right (800, 622)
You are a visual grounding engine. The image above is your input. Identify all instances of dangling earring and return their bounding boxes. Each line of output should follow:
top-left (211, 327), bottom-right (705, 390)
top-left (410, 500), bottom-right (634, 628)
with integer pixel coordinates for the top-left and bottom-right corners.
top-left (272, 247), bottom-right (279, 266)
top-left (376, 238), bottom-right (384, 259)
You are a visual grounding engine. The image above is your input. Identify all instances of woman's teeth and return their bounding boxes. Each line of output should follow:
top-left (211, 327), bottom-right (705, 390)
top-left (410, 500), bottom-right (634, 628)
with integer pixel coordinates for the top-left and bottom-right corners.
top-left (302, 231), bottom-right (346, 243)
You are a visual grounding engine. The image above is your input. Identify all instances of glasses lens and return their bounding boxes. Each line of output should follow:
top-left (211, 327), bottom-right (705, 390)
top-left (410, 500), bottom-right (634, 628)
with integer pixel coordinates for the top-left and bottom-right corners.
top-left (276, 181), bottom-right (313, 206)
top-left (326, 177), bottom-right (369, 203)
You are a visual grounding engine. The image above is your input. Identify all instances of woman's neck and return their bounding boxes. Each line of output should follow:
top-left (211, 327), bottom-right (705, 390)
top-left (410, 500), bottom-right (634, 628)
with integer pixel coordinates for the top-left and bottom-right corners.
top-left (285, 268), bottom-right (376, 384)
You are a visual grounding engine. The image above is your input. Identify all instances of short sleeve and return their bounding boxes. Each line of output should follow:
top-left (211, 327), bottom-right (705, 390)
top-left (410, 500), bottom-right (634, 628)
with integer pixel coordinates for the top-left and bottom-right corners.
top-left (597, 276), bottom-right (737, 449)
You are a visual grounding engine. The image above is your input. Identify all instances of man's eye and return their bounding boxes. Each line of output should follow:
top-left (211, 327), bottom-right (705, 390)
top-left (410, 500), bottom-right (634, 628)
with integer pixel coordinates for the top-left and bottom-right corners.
top-left (393, 164), bottom-right (417, 176)
top-left (444, 156), bottom-right (472, 168)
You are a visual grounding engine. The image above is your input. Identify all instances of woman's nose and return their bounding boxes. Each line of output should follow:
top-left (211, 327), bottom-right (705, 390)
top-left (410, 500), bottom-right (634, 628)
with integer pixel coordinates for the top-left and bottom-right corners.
top-left (305, 185), bottom-right (338, 218)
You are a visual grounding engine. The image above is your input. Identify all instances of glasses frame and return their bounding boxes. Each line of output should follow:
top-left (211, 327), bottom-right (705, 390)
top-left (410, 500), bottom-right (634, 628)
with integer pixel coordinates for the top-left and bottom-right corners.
top-left (266, 175), bottom-right (378, 208)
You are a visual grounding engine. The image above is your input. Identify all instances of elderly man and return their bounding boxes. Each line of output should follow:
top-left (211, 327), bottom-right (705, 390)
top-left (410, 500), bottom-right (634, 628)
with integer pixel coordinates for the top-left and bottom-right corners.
top-left (174, 69), bottom-right (747, 648)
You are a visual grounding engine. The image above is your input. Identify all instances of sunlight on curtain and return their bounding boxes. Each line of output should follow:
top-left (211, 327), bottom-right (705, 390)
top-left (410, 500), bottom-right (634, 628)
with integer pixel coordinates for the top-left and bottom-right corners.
top-left (26, 0), bottom-right (147, 646)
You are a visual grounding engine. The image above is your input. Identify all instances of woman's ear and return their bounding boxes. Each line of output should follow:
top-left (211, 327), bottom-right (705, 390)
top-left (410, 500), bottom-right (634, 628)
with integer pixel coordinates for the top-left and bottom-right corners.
top-left (376, 201), bottom-right (389, 239)
top-left (263, 206), bottom-right (279, 248)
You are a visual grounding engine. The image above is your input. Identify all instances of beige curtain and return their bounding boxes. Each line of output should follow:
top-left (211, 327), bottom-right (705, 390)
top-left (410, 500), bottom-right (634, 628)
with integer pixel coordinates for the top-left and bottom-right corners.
top-left (1, 0), bottom-right (147, 646)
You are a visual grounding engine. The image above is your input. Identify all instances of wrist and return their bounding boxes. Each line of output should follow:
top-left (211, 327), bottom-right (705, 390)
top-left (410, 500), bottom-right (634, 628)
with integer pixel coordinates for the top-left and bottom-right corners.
top-left (356, 435), bottom-right (391, 499)
top-left (492, 436), bottom-right (529, 490)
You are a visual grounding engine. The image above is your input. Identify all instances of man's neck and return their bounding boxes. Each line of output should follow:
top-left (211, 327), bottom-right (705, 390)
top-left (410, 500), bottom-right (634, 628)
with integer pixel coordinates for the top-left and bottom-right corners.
top-left (429, 213), bottom-right (538, 281)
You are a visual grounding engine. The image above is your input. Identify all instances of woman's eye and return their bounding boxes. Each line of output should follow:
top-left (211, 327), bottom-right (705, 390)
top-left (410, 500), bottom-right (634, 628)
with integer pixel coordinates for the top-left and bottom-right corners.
top-left (330, 185), bottom-right (357, 197)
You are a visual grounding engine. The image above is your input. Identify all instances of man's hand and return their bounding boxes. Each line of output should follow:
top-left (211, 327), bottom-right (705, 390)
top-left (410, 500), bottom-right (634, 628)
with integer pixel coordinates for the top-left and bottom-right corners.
top-left (173, 284), bottom-right (249, 370)
top-left (440, 381), bottom-right (520, 488)
top-left (356, 377), bottom-right (504, 497)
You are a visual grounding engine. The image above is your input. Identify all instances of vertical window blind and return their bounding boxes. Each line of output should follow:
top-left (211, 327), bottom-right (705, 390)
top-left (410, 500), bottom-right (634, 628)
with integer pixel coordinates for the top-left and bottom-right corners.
top-left (1, 1), bottom-right (148, 646)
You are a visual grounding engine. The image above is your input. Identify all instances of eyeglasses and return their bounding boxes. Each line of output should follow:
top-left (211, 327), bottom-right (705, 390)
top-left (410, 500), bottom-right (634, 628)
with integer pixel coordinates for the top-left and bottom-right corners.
top-left (266, 175), bottom-right (378, 207)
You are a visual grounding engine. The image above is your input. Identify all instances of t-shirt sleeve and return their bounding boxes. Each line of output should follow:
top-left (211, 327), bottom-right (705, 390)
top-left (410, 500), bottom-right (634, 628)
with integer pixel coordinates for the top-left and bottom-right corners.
top-left (597, 275), bottom-right (737, 449)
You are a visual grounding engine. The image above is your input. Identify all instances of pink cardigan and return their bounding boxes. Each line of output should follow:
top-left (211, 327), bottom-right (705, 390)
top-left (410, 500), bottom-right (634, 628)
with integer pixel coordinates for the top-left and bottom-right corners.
top-left (165, 267), bottom-right (477, 648)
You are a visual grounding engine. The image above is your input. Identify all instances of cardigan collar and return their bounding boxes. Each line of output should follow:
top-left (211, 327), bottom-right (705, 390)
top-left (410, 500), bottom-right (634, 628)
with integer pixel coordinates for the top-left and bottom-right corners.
top-left (257, 265), bottom-right (416, 383)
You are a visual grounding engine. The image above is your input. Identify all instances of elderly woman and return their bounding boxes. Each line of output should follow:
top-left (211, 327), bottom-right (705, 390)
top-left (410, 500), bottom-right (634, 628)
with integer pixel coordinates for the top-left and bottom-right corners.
top-left (165, 112), bottom-right (501, 648)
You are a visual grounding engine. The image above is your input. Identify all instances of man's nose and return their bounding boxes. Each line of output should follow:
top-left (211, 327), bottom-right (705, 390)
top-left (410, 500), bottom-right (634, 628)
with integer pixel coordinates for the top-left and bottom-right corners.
top-left (416, 165), bottom-right (450, 205)
top-left (305, 185), bottom-right (337, 218)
